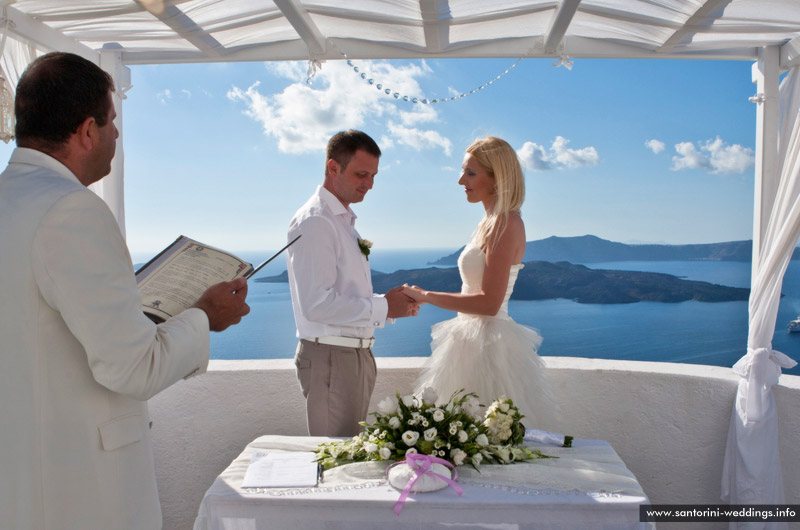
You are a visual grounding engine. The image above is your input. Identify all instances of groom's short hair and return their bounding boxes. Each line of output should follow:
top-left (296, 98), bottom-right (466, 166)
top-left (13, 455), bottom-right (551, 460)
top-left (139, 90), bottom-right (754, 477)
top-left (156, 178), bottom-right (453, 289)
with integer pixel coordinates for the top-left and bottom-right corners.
top-left (325, 130), bottom-right (381, 177)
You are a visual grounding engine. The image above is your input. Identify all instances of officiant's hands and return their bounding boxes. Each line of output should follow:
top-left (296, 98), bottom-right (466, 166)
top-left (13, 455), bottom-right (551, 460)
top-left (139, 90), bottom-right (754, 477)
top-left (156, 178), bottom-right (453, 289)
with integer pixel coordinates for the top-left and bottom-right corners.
top-left (193, 277), bottom-right (251, 332)
top-left (386, 286), bottom-right (420, 318)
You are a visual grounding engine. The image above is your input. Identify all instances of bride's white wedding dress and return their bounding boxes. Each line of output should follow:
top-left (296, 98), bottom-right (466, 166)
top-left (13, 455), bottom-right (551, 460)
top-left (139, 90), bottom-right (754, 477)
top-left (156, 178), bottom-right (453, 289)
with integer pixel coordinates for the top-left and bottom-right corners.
top-left (415, 241), bottom-right (557, 428)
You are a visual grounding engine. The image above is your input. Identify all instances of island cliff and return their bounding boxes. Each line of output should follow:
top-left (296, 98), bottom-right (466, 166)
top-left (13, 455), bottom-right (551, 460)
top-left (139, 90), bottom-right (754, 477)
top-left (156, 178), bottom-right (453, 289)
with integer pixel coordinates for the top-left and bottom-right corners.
top-left (256, 261), bottom-right (749, 304)
top-left (429, 235), bottom-right (799, 266)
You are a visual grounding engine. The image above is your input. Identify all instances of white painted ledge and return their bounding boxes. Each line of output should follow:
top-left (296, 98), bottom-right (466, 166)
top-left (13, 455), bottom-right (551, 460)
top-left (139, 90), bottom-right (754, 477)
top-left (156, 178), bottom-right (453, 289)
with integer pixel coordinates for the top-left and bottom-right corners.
top-left (148, 357), bottom-right (800, 530)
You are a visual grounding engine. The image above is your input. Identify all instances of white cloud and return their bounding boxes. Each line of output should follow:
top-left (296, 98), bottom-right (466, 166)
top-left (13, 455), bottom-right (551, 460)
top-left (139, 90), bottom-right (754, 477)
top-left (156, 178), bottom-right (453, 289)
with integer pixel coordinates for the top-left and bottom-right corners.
top-left (645, 139), bottom-right (665, 154)
top-left (379, 135), bottom-right (395, 151)
top-left (517, 142), bottom-right (551, 171)
top-left (156, 89), bottom-right (172, 104)
top-left (671, 136), bottom-right (754, 174)
top-left (181, 89), bottom-right (192, 99)
top-left (517, 136), bottom-right (599, 171)
top-left (228, 60), bottom-right (450, 155)
top-left (387, 122), bottom-right (452, 156)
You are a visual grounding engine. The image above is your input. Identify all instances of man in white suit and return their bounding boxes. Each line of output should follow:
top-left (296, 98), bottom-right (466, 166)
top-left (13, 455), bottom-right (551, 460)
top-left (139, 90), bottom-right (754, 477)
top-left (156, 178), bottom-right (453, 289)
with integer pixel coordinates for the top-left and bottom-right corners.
top-left (0, 52), bottom-right (250, 529)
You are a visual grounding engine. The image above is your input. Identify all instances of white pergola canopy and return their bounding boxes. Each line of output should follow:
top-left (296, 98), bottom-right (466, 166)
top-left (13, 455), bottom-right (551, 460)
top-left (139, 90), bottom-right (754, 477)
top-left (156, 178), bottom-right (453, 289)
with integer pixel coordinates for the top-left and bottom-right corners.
top-left (3, 2), bottom-right (800, 528)
top-left (1, 0), bottom-right (800, 66)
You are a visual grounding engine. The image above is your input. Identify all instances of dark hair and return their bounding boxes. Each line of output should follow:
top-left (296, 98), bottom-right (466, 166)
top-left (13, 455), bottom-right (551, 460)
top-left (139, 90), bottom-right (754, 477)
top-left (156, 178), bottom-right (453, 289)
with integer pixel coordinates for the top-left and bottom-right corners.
top-left (15, 52), bottom-right (114, 149)
top-left (325, 130), bottom-right (381, 177)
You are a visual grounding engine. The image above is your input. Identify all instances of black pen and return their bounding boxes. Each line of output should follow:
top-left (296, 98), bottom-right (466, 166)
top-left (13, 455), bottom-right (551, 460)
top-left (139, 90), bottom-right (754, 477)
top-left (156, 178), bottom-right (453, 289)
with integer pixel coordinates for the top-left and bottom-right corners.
top-left (246, 234), bottom-right (302, 279)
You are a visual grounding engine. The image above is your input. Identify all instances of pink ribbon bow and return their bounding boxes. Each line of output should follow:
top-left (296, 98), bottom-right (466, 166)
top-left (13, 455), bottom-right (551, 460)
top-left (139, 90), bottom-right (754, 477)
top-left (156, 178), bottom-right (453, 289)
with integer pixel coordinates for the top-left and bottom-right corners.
top-left (385, 453), bottom-right (463, 515)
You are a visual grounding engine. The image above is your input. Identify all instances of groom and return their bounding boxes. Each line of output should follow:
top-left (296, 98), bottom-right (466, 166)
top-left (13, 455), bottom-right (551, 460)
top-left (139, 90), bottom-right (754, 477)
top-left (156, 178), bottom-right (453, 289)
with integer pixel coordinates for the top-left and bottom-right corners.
top-left (286, 129), bottom-right (419, 437)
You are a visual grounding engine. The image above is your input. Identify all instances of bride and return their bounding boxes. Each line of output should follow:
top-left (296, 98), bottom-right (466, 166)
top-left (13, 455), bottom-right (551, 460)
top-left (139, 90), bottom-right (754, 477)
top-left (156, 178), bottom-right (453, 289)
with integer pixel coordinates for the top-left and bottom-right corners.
top-left (404, 136), bottom-right (557, 428)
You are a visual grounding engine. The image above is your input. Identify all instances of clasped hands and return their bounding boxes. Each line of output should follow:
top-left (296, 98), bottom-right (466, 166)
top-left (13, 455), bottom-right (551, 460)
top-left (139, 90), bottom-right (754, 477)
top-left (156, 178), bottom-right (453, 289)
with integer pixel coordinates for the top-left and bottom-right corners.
top-left (385, 284), bottom-right (429, 318)
top-left (384, 283), bottom-right (425, 318)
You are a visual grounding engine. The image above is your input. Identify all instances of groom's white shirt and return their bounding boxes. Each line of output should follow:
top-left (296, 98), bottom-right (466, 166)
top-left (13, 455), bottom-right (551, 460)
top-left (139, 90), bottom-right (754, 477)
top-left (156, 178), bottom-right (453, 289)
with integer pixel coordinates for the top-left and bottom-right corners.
top-left (287, 185), bottom-right (388, 339)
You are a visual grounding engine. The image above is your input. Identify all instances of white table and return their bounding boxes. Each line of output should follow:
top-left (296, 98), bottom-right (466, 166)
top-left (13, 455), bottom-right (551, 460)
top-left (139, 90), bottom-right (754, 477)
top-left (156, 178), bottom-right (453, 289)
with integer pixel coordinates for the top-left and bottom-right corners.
top-left (194, 435), bottom-right (655, 530)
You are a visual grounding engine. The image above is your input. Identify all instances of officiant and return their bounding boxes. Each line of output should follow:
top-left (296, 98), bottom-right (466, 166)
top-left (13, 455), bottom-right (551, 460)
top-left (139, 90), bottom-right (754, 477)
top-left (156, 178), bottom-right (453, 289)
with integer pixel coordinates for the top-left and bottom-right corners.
top-left (0, 52), bottom-right (250, 530)
top-left (286, 129), bottom-right (419, 437)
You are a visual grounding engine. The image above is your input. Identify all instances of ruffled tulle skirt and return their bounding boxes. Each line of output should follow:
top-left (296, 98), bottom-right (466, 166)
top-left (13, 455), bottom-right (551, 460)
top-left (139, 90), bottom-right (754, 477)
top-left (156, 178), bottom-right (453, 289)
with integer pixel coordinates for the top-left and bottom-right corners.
top-left (414, 314), bottom-right (559, 430)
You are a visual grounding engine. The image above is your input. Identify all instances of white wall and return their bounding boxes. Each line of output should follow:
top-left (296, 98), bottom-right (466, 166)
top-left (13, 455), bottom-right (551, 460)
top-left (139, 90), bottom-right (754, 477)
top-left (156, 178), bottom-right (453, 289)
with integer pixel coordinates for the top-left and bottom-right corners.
top-left (148, 358), bottom-right (800, 530)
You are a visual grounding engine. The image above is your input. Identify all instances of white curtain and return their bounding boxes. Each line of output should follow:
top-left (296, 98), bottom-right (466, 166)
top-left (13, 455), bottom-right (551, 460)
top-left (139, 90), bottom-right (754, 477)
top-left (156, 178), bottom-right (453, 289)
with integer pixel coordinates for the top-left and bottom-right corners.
top-left (721, 67), bottom-right (800, 529)
top-left (0, 23), bottom-right (38, 143)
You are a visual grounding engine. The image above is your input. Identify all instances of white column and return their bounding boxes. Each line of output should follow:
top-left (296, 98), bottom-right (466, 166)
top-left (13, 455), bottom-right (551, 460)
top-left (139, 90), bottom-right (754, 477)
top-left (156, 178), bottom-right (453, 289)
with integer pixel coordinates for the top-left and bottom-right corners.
top-left (751, 46), bottom-right (780, 272)
top-left (92, 49), bottom-right (132, 239)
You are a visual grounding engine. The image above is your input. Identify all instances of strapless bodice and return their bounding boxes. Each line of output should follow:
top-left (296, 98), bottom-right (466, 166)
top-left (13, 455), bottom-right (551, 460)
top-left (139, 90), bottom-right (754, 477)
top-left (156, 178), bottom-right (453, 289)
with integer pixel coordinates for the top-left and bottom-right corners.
top-left (457, 242), bottom-right (522, 318)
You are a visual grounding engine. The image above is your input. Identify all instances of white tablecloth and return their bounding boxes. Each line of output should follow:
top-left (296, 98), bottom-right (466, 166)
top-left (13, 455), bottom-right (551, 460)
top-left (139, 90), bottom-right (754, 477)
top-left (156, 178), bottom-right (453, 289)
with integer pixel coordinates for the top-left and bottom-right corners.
top-left (194, 435), bottom-right (655, 530)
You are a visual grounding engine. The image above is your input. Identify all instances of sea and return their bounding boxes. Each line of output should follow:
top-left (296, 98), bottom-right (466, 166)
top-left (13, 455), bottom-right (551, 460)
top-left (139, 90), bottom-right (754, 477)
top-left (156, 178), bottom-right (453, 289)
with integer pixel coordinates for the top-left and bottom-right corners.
top-left (155, 248), bottom-right (800, 377)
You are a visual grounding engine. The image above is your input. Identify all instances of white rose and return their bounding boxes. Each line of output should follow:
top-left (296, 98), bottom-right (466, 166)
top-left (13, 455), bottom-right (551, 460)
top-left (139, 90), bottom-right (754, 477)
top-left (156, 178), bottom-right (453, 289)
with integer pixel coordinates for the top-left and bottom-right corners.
top-left (475, 434), bottom-right (489, 447)
top-left (420, 387), bottom-right (438, 405)
top-left (450, 448), bottom-right (467, 466)
top-left (458, 430), bottom-right (468, 443)
top-left (377, 395), bottom-right (399, 416)
top-left (431, 409), bottom-right (445, 422)
top-left (402, 431), bottom-right (419, 446)
top-left (463, 396), bottom-right (481, 418)
top-left (388, 416), bottom-right (402, 430)
top-left (406, 448), bottom-right (418, 455)
top-left (471, 453), bottom-right (483, 466)
top-left (384, 442), bottom-right (395, 450)
top-left (424, 428), bottom-right (437, 441)
top-left (365, 443), bottom-right (378, 454)
top-left (379, 447), bottom-right (392, 460)
top-left (496, 447), bottom-right (511, 463)
top-left (499, 402), bottom-right (510, 413)
top-left (401, 394), bottom-right (415, 407)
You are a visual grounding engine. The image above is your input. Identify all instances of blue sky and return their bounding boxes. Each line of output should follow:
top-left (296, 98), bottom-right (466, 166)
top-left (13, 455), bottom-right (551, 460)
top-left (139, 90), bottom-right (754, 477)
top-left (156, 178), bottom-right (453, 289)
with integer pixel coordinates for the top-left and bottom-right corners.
top-left (0, 57), bottom-right (759, 258)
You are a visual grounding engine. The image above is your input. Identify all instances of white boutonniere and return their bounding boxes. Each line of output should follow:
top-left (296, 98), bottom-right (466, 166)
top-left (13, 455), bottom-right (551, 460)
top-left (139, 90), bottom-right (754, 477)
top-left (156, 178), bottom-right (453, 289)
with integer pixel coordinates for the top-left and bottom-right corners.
top-left (358, 238), bottom-right (373, 260)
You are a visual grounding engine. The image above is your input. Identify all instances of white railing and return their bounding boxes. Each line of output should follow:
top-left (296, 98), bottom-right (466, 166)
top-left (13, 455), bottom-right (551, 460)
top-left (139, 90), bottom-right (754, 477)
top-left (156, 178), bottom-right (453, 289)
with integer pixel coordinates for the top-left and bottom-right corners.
top-left (148, 357), bottom-right (800, 530)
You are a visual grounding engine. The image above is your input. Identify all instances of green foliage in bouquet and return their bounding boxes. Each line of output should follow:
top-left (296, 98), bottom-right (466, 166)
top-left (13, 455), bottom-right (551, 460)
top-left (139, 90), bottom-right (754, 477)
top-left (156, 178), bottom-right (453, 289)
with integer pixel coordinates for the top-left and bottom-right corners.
top-left (315, 388), bottom-right (552, 471)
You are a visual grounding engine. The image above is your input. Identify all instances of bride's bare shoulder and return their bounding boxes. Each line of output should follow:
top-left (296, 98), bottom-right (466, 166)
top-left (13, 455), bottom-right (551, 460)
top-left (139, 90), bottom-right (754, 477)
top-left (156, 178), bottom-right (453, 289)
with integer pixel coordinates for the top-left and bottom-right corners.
top-left (503, 213), bottom-right (525, 242)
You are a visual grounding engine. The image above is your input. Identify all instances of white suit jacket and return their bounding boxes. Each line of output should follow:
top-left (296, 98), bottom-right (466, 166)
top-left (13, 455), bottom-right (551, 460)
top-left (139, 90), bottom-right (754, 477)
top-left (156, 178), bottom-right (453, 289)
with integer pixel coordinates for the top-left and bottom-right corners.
top-left (0, 148), bottom-right (210, 530)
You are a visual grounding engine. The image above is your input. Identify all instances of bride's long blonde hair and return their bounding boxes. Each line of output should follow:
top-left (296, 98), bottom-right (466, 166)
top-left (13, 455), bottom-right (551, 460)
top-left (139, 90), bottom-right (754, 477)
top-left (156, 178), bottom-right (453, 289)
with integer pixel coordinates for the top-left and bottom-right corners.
top-left (468, 137), bottom-right (525, 252)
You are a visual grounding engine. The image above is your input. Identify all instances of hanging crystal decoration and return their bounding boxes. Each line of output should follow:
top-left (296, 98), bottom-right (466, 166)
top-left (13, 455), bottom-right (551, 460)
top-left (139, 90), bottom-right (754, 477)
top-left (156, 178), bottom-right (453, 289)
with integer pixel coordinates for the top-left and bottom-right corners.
top-left (0, 6), bottom-right (15, 143)
top-left (338, 54), bottom-right (523, 105)
top-left (0, 74), bottom-right (13, 143)
top-left (305, 39), bottom-right (569, 104)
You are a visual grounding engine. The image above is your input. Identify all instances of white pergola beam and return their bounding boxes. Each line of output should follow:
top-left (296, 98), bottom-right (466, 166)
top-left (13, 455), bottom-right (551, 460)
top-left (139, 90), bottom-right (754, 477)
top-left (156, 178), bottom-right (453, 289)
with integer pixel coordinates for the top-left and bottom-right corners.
top-left (544, 0), bottom-right (581, 55)
top-left (135, 1), bottom-right (224, 58)
top-left (658, 0), bottom-right (731, 52)
top-left (89, 49), bottom-right (132, 237)
top-left (781, 36), bottom-right (800, 69)
top-left (751, 46), bottom-right (781, 268)
top-left (3, 4), bottom-right (97, 62)
top-left (420, 0), bottom-right (451, 54)
top-left (273, 0), bottom-right (328, 58)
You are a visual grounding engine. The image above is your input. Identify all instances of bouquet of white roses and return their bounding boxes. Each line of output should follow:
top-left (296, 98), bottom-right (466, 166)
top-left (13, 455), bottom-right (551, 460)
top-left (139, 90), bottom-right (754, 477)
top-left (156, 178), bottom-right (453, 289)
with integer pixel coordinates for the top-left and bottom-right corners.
top-left (315, 388), bottom-right (551, 470)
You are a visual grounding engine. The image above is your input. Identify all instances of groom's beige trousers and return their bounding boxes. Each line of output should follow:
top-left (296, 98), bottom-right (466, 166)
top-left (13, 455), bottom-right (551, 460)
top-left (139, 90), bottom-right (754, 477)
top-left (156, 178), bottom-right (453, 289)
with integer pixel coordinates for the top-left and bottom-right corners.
top-left (295, 339), bottom-right (377, 437)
